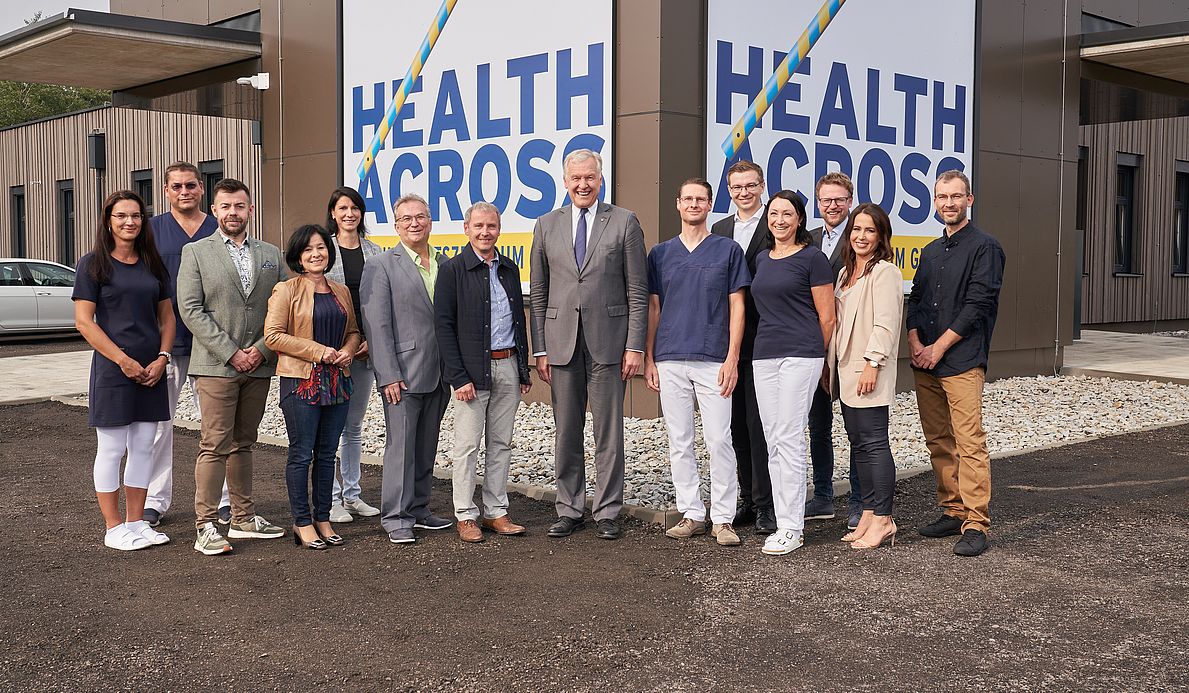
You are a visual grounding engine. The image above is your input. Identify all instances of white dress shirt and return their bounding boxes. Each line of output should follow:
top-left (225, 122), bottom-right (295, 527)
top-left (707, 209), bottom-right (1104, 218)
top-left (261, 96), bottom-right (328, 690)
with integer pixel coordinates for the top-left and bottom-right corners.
top-left (732, 206), bottom-right (764, 252)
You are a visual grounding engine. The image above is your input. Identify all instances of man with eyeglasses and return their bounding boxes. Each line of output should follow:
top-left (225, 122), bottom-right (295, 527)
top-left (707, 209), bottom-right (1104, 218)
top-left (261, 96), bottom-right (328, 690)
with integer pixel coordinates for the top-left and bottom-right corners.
top-left (710, 160), bottom-right (776, 534)
top-left (804, 171), bottom-right (862, 530)
top-left (908, 170), bottom-right (1005, 557)
top-left (360, 194), bottom-right (454, 545)
top-left (646, 178), bottom-right (749, 546)
top-left (144, 161), bottom-right (229, 529)
top-left (529, 149), bottom-right (648, 541)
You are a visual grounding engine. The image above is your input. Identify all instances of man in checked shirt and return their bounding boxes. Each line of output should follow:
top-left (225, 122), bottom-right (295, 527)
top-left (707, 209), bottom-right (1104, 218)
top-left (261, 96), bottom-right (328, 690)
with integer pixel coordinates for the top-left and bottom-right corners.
top-left (907, 170), bottom-right (1006, 558)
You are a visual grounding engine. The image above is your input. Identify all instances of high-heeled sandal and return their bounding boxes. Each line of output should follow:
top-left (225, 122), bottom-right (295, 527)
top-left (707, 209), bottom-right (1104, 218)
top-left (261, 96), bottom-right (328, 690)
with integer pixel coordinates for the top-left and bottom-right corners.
top-left (842, 512), bottom-right (875, 542)
top-left (316, 527), bottom-right (344, 546)
top-left (293, 525), bottom-right (328, 550)
top-left (850, 521), bottom-right (897, 550)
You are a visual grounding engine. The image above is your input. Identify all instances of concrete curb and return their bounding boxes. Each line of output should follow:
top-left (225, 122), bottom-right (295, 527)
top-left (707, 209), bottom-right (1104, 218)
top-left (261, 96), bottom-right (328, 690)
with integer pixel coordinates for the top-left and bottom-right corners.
top-left (1060, 366), bottom-right (1189, 387)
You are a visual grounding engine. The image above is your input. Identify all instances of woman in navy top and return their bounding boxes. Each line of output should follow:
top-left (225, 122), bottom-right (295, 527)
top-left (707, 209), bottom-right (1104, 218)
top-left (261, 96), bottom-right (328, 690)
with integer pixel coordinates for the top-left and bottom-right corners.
top-left (749, 190), bottom-right (837, 556)
top-left (265, 225), bottom-right (361, 549)
top-left (72, 191), bottom-right (176, 551)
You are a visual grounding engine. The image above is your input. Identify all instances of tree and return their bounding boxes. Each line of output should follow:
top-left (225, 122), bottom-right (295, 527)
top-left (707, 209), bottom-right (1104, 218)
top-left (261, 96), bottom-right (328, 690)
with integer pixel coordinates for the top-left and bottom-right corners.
top-left (0, 12), bottom-right (111, 128)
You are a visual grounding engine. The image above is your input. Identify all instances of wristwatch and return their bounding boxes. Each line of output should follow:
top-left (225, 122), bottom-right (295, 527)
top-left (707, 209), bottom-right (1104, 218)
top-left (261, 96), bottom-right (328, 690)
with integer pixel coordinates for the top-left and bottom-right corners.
top-left (158, 351), bottom-right (172, 364)
top-left (864, 358), bottom-right (881, 369)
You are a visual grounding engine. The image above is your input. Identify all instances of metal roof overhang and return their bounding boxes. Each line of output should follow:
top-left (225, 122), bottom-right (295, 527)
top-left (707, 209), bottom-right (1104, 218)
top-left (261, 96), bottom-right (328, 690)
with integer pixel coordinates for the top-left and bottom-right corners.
top-left (0, 8), bottom-right (261, 91)
top-left (1081, 21), bottom-right (1189, 85)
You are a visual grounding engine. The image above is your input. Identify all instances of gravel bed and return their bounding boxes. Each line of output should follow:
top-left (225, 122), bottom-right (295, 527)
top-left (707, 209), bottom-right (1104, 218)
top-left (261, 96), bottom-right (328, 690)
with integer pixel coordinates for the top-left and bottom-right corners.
top-left (1153, 330), bottom-right (1189, 339)
top-left (174, 374), bottom-right (1189, 509)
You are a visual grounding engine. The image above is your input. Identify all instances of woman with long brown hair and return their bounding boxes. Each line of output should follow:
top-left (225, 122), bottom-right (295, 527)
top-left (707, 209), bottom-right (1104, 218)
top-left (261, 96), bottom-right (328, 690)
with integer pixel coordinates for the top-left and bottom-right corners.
top-left (829, 203), bottom-right (903, 549)
top-left (72, 190), bottom-right (176, 550)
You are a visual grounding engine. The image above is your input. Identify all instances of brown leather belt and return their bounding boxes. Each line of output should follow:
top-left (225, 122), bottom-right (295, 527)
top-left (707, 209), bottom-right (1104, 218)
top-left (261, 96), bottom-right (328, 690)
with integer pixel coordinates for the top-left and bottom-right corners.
top-left (491, 348), bottom-right (516, 360)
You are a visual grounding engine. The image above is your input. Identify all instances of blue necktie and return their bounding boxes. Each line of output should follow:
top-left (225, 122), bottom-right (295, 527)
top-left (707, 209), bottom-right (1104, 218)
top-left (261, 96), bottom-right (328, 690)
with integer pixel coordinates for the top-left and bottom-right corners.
top-left (574, 207), bottom-right (588, 267)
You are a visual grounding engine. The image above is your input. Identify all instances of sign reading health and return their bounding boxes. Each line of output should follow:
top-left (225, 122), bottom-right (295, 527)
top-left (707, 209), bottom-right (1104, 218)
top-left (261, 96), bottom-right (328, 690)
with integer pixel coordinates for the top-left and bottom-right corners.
top-left (341, 0), bottom-right (614, 285)
top-left (705, 0), bottom-right (977, 283)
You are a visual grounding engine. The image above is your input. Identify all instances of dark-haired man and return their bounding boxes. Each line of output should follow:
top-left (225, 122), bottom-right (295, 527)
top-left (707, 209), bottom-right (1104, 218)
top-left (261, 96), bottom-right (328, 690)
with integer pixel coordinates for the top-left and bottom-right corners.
top-left (177, 178), bottom-right (287, 555)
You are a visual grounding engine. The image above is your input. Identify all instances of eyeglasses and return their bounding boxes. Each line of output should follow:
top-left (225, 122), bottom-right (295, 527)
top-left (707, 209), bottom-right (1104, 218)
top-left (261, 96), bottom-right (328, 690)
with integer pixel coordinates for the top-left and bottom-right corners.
top-left (817, 196), bottom-right (851, 208)
top-left (396, 213), bottom-right (430, 225)
top-left (934, 193), bottom-right (970, 203)
top-left (678, 196), bottom-right (710, 205)
top-left (111, 213), bottom-right (143, 222)
top-left (727, 182), bottom-right (762, 194)
top-left (169, 182), bottom-right (200, 192)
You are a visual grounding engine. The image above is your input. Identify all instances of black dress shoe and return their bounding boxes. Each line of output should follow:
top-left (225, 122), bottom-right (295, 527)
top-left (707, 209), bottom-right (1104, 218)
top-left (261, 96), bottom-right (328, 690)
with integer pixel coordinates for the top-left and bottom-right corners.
top-left (953, 529), bottom-right (989, 557)
top-left (547, 516), bottom-right (585, 538)
top-left (733, 504), bottom-right (757, 526)
top-left (595, 519), bottom-right (622, 540)
top-left (918, 514), bottom-right (964, 538)
top-left (754, 507), bottom-right (777, 535)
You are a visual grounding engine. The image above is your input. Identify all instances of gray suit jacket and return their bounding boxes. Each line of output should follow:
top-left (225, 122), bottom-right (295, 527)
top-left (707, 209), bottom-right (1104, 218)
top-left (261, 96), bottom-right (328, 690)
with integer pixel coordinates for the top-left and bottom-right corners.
top-left (529, 202), bottom-right (648, 366)
top-left (810, 225), bottom-right (847, 281)
top-left (360, 245), bottom-right (441, 393)
top-left (176, 233), bottom-right (286, 378)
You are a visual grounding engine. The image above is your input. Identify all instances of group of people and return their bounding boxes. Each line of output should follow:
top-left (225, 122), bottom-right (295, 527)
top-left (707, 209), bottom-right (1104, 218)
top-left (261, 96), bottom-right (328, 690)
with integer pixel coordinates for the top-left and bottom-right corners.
top-left (72, 149), bottom-right (1004, 559)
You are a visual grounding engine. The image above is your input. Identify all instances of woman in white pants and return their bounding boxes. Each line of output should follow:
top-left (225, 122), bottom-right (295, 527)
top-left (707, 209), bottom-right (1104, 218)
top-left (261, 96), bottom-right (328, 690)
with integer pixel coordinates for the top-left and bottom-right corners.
top-left (749, 190), bottom-right (837, 555)
top-left (73, 191), bottom-right (176, 550)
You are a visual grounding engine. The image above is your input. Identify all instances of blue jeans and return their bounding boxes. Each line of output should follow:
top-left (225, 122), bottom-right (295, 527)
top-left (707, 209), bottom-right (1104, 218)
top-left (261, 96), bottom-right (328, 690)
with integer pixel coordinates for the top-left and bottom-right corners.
top-left (808, 385), bottom-right (862, 513)
top-left (280, 395), bottom-right (350, 526)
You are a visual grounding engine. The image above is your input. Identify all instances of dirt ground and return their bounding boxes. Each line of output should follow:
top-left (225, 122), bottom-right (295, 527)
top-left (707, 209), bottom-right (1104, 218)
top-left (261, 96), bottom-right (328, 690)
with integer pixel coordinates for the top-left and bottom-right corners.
top-left (1, 400), bottom-right (1186, 692)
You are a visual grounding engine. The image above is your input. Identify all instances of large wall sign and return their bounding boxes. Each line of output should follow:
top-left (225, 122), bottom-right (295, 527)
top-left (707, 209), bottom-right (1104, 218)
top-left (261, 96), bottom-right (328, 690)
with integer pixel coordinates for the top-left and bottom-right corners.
top-left (341, 0), bottom-right (614, 284)
top-left (705, 0), bottom-right (977, 282)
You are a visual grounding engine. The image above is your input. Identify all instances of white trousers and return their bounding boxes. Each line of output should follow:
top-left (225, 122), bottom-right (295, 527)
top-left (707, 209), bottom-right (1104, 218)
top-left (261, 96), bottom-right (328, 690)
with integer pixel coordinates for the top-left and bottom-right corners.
top-left (753, 356), bottom-right (823, 533)
top-left (146, 353), bottom-right (229, 513)
top-left (94, 422), bottom-right (158, 492)
top-left (657, 360), bottom-right (739, 524)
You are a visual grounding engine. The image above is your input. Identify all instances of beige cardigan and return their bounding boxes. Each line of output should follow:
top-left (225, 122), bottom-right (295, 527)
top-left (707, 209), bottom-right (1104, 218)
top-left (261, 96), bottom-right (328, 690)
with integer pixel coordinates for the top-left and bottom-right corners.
top-left (829, 260), bottom-right (903, 407)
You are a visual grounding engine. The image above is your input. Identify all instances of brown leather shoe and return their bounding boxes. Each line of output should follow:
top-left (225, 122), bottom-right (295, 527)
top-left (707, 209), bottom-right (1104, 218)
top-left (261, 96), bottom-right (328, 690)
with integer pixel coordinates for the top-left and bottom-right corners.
top-left (481, 515), bottom-right (526, 536)
top-left (457, 519), bottom-right (484, 543)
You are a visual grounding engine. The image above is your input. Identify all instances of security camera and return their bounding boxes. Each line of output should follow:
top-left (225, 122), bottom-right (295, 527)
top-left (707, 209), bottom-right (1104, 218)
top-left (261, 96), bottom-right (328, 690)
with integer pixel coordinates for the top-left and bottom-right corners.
top-left (236, 73), bottom-right (270, 90)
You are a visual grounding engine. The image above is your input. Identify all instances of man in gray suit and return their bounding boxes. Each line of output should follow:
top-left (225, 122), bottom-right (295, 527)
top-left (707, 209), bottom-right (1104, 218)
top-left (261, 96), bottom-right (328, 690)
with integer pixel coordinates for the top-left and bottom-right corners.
top-left (360, 193), bottom-right (453, 544)
top-left (805, 171), bottom-right (863, 529)
top-left (529, 149), bottom-right (648, 540)
top-left (177, 178), bottom-right (287, 555)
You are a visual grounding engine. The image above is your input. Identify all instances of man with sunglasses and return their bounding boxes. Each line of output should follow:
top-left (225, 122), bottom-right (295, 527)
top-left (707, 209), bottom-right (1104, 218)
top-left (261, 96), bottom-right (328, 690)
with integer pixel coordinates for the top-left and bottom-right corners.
top-left (805, 172), bottom-right (863, 530)
top-left (145, 161), bottom-right (228, 528)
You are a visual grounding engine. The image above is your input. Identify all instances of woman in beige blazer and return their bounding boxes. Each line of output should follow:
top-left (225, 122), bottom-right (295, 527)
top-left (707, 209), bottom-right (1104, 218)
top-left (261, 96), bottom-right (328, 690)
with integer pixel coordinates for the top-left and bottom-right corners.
top-left (828, 203), bottom-right (903, 549)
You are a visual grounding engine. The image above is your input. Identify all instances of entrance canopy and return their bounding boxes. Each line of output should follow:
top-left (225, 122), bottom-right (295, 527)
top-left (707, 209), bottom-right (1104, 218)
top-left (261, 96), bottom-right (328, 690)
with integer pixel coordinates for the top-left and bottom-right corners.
top-left (0, 8), bottom-right (260, 91)
top-left (1082, 20), bottom-right (1189, 85)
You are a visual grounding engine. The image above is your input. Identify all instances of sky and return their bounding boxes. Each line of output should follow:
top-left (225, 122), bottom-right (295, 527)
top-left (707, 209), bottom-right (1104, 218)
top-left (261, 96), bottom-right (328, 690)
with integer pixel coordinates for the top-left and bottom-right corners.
top-left (0, 1), bottom-right (109, 36)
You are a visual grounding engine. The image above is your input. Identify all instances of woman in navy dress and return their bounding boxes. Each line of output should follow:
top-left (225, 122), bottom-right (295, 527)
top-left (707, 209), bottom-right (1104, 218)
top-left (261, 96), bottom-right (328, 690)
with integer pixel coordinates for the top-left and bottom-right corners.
top-left (72, 191), bottom-right (176, 551)
top-left (265, 224), bottom-right (360, 550)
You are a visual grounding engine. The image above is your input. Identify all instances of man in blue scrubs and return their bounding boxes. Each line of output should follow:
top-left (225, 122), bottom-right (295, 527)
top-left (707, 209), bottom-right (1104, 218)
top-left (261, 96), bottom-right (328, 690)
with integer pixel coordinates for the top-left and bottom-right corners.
top-left (144, 161), bottom-right (223, 527)
top-left (643, 178), bottom-right (750, 546)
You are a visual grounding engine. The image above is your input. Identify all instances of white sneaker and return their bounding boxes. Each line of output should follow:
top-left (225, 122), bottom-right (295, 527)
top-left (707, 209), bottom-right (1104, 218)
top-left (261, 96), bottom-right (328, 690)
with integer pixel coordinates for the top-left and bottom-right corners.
top-left (104, 524), bottom-right (151, 551)
top-left (761, 529), bottom-right (804, 556)
top-left (126, 520), bottom-right (170, 546)
top-left (329, 503), bottom-right (354, 523)
top-left (343, 497), bottom-right (381, 517)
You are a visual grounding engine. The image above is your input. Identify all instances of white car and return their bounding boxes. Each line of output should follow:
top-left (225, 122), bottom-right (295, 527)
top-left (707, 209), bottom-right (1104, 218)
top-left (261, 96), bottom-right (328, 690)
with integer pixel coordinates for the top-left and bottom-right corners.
top-left (0, 258), bottom-right (78, 335)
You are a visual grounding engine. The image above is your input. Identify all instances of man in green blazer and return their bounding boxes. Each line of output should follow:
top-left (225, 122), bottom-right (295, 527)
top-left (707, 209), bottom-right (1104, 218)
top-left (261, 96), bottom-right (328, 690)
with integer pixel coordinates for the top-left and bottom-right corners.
top-left (177, 178), bottom-right (287, 555)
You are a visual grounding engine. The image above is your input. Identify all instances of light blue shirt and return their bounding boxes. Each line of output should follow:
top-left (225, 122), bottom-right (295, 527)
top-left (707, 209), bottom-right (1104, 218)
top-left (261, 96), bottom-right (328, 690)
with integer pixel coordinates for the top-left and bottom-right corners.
top-left (487, 256), bottom-right (516, 350)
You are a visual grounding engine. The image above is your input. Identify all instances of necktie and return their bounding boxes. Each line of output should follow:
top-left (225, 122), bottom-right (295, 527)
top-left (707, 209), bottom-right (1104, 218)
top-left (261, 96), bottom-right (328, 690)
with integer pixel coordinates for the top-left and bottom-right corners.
top-left (574, 207), bottom-right (588, 267)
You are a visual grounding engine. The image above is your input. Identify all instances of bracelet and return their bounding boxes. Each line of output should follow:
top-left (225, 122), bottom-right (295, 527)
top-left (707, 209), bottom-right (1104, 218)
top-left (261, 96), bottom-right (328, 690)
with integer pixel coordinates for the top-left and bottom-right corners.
top-left (158, 351), bottom-right (172, 364)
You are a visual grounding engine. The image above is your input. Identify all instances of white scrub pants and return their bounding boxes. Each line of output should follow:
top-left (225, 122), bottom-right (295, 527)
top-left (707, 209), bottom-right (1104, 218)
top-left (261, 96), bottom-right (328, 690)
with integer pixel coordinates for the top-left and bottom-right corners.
top-left (753, 356), bottom-right (823, 534)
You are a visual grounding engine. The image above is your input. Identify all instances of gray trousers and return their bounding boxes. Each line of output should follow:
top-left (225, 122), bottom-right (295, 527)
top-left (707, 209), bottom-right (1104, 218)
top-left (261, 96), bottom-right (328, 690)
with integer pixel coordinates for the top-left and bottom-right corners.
top-left (379, 381), bottom-right (449, 532)
top-left (451, 357), bottom-right (522, 521)
top-left (550, 326), bottom-right (626, 522)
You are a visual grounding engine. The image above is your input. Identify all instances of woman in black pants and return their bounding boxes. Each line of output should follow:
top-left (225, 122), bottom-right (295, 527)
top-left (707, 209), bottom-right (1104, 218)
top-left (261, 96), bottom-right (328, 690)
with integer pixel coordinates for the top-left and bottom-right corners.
top-left (828, 203), bottom-right (902, 549)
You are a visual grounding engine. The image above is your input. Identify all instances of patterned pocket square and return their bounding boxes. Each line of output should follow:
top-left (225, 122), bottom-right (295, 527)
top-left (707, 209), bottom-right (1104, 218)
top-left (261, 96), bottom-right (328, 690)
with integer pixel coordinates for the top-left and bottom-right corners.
top-left (261, 260), bottom-right (278, 270)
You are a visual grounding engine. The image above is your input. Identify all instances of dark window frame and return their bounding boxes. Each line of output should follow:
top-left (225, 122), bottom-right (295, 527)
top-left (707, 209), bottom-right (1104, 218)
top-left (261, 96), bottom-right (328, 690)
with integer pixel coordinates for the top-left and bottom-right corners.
top-left (10, 185), bottom-right (26, 258)
top-left (1114, 153), bottom-right (1140, 276)
top-left (199, 160), bottom-right (225, 213)
top-left (1174, 164), bottom-right (1189, 276)
top-left (57, 179), bottom-right (75, 265)
top-left (131, 168), bottom-right (154, 217)
top-left (1077, 146), bottom-right (1089, 276)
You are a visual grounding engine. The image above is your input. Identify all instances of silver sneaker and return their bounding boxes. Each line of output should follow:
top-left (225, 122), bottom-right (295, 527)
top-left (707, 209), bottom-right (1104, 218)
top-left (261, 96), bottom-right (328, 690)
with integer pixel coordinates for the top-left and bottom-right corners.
top-left (227, 515), bottom-right (286, 540)
top-left (329, 503), bottom-right (354, 523)
top-left (343, 497), bottom-right (381, 517)
top-left (194, 522), bottom-right (232, 555)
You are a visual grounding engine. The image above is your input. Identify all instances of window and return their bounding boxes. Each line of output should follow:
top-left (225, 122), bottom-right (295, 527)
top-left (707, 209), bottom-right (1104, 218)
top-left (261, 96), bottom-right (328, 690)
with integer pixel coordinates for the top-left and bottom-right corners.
top-left (57, 180), bottom-right (75, 265)
top-left (199, 160), bottom-right (224, 213)
top-left (10, 186), bottom-right (26, 258)
top-left (1114, 153), bottom-right (1139, 275)
top-left (24, 262), bottom-right (75, 287)
top-left (1175, 166), bottom-right (1189, 275)
top-left (132, 169), bottom-right (154, 216)
top-left (1077, 146), bottom-right (1088, 276)
top-left (0, 260), bottom-right (24, 286)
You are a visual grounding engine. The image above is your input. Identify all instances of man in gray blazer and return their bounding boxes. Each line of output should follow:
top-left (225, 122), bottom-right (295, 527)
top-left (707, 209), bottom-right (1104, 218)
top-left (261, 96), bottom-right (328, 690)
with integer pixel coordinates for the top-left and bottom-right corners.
top-left (360, 193), bottom-right (453, 545)
top-left (806, 171), bottom-right (862, 530)
top-left (177, 178), bottom-right (287, 555)
top-left (529, 149), bottom-right (648, 540)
